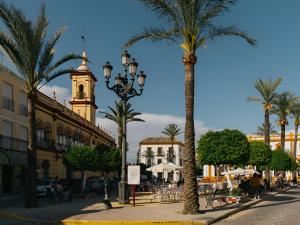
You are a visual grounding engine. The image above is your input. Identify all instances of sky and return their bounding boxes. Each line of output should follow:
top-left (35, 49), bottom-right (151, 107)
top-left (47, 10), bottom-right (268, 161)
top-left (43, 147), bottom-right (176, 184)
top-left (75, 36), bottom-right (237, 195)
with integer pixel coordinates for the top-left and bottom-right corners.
top-left (4, 0), bottom-right (300, 162)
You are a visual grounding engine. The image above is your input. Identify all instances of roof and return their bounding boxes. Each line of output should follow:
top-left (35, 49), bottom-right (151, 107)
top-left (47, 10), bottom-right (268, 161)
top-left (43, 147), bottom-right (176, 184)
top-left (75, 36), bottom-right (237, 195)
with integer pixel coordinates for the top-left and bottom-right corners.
top-left (139, 137), bottom-right (184, 147)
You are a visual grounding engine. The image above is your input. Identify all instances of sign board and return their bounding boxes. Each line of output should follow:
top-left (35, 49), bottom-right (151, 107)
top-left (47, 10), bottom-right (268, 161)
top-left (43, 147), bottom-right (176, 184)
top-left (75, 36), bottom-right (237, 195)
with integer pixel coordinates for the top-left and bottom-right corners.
top-left (127, 165), bottom-right (140, 185)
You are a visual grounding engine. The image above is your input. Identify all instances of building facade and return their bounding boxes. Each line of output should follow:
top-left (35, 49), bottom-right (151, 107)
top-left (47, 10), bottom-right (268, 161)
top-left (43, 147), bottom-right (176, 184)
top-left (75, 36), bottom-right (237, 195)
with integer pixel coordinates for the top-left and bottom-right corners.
top-left (0, 52), bottom-right (115, 193)
top-left (139, 137), bottom-right (183, 182)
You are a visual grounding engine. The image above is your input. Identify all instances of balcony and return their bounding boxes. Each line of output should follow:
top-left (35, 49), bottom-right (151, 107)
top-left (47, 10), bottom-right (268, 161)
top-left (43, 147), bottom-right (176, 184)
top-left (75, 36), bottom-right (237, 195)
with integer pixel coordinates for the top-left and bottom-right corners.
top-left (156, 153), bottom-right (165, 157)
top-left (19, 104), bottom-right (28, 116)
top-left (0, 135), bottom-right (27, 151)
top-left (36, 139), bottom-right (55, 150)
top-left (2, 96), bottom-right (14, 111)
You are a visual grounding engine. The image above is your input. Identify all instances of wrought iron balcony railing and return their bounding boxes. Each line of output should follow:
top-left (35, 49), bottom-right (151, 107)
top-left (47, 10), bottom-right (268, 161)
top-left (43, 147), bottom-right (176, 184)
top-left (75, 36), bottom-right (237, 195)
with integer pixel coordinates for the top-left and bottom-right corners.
top-left (0, 135), bottom-right (27, 151)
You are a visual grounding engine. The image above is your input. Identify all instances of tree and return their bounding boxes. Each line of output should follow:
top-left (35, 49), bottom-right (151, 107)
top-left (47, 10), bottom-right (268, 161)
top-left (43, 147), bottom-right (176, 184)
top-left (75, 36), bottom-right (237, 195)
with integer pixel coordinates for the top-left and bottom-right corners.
top-left (198, 129), bottom-right (250, 166)
top-left (125, 0), bottom-right (255, 214)
top-left (269, 150), bottom-right (294, 172)
top-left (96, 144), bottom-right (121, 175)
top-left (256, 123), bottom-right (278, 136)
top-left (100, 101), bottom-right (145, 149)
top-left (271, 92), bottom-right (297, 150)
top-left (64, 146), bottom-right (101, 191)
top-left (248, 78), bottom-right (282, 146)
top-left (0, 2), bottom-right (83, 207)
top-left (290, 101), bottom-right (300, 159)
top-left (161, 123), bottom-right (181, 162)
top-left (144, 148), bottom-right (154, 167)
top-left (248, 78), bottom-right (282, 184)
top-left (249, 141), bottom-right (272, 168)
top-left (198, 129), bottom-right (249, 191)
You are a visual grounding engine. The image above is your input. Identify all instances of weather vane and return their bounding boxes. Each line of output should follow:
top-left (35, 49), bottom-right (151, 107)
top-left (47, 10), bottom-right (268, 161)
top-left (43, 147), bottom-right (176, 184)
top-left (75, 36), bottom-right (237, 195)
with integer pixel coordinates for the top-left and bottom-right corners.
top-left (81, 35), bottom-right (86, 51)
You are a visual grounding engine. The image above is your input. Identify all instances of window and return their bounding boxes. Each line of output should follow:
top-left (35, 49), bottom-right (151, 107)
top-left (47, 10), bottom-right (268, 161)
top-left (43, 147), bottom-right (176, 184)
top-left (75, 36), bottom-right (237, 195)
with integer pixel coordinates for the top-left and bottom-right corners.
top-left (157, 147), bottom-right (163, 156)
top-left (3, 120), bottom-right (13, 149)
top-left (36, 128), bottom-right (44, 142)
top-left (2, 82), bottom-right (13, 111)
top-left (157, 159), bottom-right (162, 164)
top-left (78, 85), bottom-right (85, 99)
top-left (19, 91), bottom-right (27, 116)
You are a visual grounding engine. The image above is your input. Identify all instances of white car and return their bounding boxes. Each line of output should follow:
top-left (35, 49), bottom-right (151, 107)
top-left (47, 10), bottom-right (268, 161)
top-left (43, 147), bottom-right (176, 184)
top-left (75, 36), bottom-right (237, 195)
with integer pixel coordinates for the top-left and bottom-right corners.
top-left (37, 179), bottom-right (54, 197)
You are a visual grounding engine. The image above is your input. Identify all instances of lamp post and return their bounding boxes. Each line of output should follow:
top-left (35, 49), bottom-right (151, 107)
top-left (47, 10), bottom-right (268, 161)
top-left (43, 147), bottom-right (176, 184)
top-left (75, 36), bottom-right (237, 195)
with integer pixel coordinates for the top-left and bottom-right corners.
top-left (103, 50), bottom-right (146, 204)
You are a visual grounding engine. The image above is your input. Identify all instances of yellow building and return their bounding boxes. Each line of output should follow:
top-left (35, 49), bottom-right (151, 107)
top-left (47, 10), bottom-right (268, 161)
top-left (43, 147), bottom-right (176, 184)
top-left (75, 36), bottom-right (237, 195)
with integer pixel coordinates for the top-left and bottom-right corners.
top-left (0, 53), bottom-right (115, 193)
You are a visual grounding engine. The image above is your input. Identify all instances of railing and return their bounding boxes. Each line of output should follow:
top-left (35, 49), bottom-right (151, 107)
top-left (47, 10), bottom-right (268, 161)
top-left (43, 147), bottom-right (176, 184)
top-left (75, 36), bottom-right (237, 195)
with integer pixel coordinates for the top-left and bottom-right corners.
top-left (19, 104), bottom-right (28, 116)
top-left (2, 96), bottom-right (14, 111)
top-left (156, 153), bottom-right (165, 157)
top-left (36, 139), bottom-right (55, 150)
top-left (0, 135), bottom-right (27, 151)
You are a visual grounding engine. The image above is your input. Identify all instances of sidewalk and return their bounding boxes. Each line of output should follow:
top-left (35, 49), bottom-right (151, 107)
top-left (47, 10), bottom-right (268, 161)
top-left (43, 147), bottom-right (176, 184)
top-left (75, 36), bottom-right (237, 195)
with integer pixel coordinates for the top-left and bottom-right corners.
top-left (0, 187), bottom-right (293, 225)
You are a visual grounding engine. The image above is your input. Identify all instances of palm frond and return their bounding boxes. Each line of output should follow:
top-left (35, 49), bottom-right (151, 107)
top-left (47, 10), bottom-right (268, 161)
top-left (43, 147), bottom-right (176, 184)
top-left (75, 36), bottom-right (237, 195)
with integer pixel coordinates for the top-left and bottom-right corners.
top-left (44, 68), bottom-right (75, 82)
top-left (208, 25), bottom-right (256, 46)
top-left (43, 53), bottom-right (83, 76)
top-left (247, 96), bottom-right (261, 103)
top-left (124, 26), bottom-right (178, 48)
top-left (137, 0), bottom-right (180, 27)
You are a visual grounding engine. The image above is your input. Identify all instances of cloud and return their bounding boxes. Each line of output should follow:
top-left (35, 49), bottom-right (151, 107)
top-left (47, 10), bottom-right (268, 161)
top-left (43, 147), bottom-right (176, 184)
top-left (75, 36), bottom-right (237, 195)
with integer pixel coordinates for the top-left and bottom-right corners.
top-left (39, 84), bottom-right (71, 108)
top-left (96, 113), bottom-right (211, 163)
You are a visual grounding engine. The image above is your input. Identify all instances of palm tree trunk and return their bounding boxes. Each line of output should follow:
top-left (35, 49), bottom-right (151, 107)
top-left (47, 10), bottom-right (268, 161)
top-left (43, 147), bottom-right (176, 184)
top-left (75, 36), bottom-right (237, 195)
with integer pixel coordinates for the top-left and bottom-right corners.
top-left (182, 52), bottom-right (199, 214)
top-left (294, 124), bottom-right (298, 159)
top-left (117, 127), bottom-right (122, 150)
top-left (281, 124), bottom-right (285, 150)
top-left (25, 94), bottom-right (38, 208)
top-left (264, 110), bottom-right (271, 185)
top-left (293, 124), bottom-right (298, 181)
top-left (264, 110), bottom-right (271, 146)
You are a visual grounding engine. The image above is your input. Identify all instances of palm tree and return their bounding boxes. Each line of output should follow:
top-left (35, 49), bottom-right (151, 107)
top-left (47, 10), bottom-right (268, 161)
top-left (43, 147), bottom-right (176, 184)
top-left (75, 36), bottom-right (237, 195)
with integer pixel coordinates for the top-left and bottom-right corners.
top-left (145, 148), bottom-right (154, 167)
top-left (124, 0), bottom-right (256, 214)
top-left (290, 101), bottom-right (300, 159)
top-left (248, 78), bottom-right (282, 146)
top-left (256, 123), bottom-right (278, 136)
top-left (162, 123), bottom-right (181, 162)
top-left (248, 78), bottom-right (282, 188)
top-left (0, 2), bottom-right (83, 207)
top-left (100, 101), bottom-right (145, 149)
top-left (271, 92), bottom-right (297, 150)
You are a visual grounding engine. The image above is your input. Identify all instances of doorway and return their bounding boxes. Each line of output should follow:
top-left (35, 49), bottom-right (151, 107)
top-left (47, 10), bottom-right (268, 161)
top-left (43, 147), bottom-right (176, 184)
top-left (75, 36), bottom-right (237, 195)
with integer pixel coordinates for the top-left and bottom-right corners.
top-left (2, 165), bottom-right (14, 193)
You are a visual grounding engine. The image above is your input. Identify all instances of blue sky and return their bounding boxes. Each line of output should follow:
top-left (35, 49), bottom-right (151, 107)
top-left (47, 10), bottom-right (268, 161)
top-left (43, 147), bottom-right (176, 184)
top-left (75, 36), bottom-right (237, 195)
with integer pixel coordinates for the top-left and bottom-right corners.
top-left (5, 0), bottom-right (300, 161)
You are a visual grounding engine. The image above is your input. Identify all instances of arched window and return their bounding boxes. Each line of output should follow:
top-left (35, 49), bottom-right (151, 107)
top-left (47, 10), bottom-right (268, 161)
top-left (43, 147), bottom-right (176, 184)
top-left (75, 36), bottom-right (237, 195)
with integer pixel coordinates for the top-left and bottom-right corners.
top-left (56, 125), bottom-right (66, 146)
top-left (78, 84), bottom-right (84, 99)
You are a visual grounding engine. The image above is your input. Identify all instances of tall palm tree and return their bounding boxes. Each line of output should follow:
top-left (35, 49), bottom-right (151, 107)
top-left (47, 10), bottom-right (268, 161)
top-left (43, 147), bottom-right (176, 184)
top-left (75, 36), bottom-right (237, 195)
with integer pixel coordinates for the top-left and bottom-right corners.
top-left (162, 123), bottom-right (181, 162)
top-left (100, 101), bottom-right (145, 149)
top-left (247, 78), bottom-right (281, 187)
top-left (124, 0), bottom-right (255, 214)
top-left (290, 101), bottom-right (300, 159)
top-left (0, 2), bottom-right (83, 207)
top-left (256, 123), bottom-right (278, 136)
top-left (271, 92), bottom-right (297, 150)
top-left (248, 78), bottom-right (282, 146)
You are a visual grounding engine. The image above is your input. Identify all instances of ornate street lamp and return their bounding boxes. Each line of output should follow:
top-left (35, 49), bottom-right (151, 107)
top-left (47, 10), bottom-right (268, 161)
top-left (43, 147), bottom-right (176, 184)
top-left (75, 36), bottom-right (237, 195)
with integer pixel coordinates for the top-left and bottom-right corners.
top-left (103, 50), bottom-right (146, 204)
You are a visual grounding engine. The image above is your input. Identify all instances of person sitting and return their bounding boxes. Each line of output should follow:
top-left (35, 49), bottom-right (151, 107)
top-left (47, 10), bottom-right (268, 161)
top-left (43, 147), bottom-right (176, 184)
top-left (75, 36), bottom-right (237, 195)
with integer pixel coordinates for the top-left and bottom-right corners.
top-left (239, 177), bottom-right (250, 195)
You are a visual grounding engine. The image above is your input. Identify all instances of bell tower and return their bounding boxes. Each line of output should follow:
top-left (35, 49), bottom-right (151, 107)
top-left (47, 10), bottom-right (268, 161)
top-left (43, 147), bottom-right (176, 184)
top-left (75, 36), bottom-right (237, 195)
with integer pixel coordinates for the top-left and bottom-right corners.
top-left (69, 51), bottom-right (97, 124)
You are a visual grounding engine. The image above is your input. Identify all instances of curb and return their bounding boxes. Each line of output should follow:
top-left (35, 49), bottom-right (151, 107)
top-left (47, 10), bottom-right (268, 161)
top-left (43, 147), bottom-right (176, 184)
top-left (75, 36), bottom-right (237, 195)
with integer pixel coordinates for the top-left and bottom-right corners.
top-left (207, 187), bottom-right (293, 225)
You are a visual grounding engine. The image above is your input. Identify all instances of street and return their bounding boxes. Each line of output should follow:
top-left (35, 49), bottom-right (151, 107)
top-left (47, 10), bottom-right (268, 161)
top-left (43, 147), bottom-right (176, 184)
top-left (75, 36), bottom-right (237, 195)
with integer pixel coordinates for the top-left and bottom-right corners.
top-left (215, 186), bottom-right (300, 225)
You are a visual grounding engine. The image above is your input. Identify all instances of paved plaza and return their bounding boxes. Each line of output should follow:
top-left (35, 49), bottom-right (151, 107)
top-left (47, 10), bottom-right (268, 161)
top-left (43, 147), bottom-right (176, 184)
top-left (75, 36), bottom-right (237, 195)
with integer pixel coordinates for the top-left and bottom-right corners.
top-left (1, 187), bottom-right (297, 225)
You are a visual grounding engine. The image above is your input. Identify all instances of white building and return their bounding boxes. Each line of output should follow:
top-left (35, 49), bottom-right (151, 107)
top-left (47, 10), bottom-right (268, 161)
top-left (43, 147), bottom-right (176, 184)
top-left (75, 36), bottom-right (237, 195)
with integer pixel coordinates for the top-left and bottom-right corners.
top-left (139, 137), bottom-right (183, 182)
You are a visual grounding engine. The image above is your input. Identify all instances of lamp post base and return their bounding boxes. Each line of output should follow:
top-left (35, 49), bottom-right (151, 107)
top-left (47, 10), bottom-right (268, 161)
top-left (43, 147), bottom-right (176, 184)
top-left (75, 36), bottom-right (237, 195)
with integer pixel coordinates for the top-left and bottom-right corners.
top-left (118, 181), bottom-right (129, 204)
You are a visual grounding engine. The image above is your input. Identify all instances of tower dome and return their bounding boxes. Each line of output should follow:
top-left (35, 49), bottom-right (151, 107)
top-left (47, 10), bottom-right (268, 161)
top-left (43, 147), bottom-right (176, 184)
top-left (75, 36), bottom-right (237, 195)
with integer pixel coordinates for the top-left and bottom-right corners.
top-left (76, 51), bottom-right (89, 71)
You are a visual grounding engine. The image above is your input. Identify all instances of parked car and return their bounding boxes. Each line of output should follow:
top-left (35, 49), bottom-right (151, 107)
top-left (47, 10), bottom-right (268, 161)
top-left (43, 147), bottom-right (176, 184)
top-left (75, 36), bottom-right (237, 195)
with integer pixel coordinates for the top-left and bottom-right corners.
top-left (37, 179), bottom-right (54, 197)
